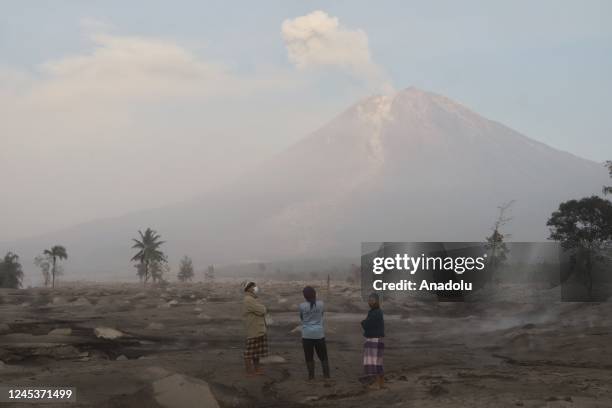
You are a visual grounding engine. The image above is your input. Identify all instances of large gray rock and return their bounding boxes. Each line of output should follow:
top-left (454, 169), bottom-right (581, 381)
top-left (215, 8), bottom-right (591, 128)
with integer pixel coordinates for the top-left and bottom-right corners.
top-left (260, 355), bottom-right (287, 364)
top-left (94, 327), bottom-right (124, 340)
top-left (153, 374), bottom-right (219, 408)
top-left (48, 328), bottom-right (72, 336)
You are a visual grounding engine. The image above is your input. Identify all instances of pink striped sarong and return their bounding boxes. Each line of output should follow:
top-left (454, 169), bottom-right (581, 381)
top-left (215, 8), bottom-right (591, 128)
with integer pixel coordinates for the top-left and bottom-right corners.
top-left (363, 337), bottom-right (384, 376)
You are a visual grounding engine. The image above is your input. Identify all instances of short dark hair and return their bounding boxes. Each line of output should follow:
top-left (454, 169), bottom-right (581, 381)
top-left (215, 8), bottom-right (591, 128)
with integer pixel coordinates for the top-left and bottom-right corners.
top-left (244, 281), bottom-right (256, 292)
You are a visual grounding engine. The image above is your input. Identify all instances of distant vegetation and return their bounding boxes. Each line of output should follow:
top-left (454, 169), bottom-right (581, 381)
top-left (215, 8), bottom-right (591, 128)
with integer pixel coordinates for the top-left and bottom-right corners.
top-left (33, 253), bottom-right (53, 287)
top-left (205, 264), bottom-right (215, 282)
top-left (0, 252), bottom-right (24, 289)
top-left (131, 228), bottom-right (167, 285)
top-left (177, 256), bottom-right (194, 282)
top-left (546, 162), bottom-right (612, 298)
top-left (485, 200), bottom-right (514, 278)
top-left (604, 161), bottom-right (612, 195)
top-left (43, 245), bottom-right (68, 288)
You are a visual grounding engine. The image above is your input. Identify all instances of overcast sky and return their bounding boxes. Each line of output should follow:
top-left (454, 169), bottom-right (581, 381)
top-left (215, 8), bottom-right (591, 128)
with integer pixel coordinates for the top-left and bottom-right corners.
top-left (1, 0), bottom-right (611, 241)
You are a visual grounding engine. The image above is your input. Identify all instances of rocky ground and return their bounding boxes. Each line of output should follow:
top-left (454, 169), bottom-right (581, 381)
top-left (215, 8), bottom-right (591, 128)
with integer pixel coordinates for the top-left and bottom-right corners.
top-left (1, 280), bottom-right (611, 407)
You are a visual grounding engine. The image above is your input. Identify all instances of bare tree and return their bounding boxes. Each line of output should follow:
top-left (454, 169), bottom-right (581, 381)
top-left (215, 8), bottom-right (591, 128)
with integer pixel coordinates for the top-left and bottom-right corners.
top-left (485, 201), bottom-right (515, 274)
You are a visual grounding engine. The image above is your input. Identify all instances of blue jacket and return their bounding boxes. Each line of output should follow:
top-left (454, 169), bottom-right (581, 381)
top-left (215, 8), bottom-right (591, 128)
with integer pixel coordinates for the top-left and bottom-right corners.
top-left (299, 300), bottom-right (325, 339)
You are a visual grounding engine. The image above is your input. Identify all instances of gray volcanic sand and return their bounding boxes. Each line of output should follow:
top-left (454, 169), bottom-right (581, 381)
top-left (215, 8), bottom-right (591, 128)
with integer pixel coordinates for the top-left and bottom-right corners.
top-left (1, 281), bottom-right (611, 407)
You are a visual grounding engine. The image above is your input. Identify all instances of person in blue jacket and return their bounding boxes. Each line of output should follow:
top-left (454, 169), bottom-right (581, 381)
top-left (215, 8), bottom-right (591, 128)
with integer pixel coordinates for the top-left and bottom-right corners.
top-left (299, 286), bottom-right (330, 380)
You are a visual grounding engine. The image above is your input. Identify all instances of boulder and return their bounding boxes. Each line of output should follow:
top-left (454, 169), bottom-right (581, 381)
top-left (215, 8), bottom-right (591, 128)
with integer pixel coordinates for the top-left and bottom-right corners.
top-left (131, 292), bottom-right (147, 300)
top-left (51, 296), bottom-right (66, 305)
top-left (153, 374), bottom-right (220, 408)
top-left (48, 328), bottom-right (72, 336)
top-left (197, 313), bottom-right (212, 321)
top-left (116, 354), bottom-right (128, 361)
top-left (94, 327), bottom-right (124, 340)
top-left (72, 297), bottom-right (92, 306)
top-left (147, 322), bottom-right (165, 330)
top-left (260, 355), bottom-right (287, 364)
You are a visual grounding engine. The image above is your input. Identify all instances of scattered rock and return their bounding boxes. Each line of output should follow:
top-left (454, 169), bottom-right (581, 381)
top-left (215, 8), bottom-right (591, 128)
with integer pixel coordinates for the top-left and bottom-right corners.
top-left (197, 313), bottom-right (212, 321)
top-left (302, 396), bottom-right (319, 402)
top-left (428, 384), bottom-right (448, 397)
top-left (51, 297), bottom-right (66, 305)
top-left (0, 323), bottom-right (10, 334)
top-left (94, 327), bottom-right (124, 340)
top-left (116, 355), bottom-right (128, 361)
top-left (159, 300), bottom-right (179, 308)
top-left (48, 328), bottom-right (72, 336)
top-left (72, 297), bottom-right (92, 306)
top-left (278, 298), bottom-right (288, 304)
top-left (152, 374), bottom-right (220, 408)
top-left (260, 355), bottom-right (286, 364)
top-left (0, 361), bottom-right (5, 369)
top-left (131, 292), bottom-right (147, 300)
top-left (193, 307), bottom-right (203, 312)
top-left (147, 322), bottom-right (165, 330)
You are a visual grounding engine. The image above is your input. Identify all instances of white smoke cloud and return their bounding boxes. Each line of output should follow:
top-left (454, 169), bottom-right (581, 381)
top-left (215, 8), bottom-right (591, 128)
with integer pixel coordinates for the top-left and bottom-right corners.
top-left (281, 10), bottom-right (393, 93)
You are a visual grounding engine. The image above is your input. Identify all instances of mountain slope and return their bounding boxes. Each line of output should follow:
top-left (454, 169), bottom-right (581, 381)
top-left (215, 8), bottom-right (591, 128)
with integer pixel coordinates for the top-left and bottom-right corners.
top-left (7, 88), bottom-right (609, 281)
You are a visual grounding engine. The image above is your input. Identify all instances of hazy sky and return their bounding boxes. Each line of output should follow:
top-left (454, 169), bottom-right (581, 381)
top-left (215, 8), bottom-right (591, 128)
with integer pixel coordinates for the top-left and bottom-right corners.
top-left (1, 0), bottom-right (611, 241)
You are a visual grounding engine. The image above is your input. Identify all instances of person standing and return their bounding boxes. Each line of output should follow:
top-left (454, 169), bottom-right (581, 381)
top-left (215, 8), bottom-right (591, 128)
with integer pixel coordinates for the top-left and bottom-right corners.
top-left (243, 281), bottom-right (268, 376)
top-left (361, 292), bottom-right (385, 389)
top-left (300, 286), bottom-right (330, 380)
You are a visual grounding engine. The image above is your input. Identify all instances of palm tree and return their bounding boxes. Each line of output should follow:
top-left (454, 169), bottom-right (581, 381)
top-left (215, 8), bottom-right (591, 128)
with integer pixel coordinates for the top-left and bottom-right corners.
top-left (131, 228), bottom-right (166, 285)
top-left (43, 245), bottom-right (68, 288)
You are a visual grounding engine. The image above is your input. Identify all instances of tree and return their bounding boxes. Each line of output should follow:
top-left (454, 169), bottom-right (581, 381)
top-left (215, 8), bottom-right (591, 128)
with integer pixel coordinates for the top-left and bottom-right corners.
top-left (177, 256), bottom-right (194, 282)
top-left (0, 252), bottom-right (24, 289)
top-left (205, 264), bottom-right (215, 282)
top-left (485, 201), bottom-right (514, 273)
top-left (43, 245), bottom-right (68, 288)
top-left (131, 228), bottom-right (166, 285)
top-left (34, 254), bottom-right (53, 287)
top-left (150, 259), bottom-right (169, 284)
top-left (547, 196), bottom-right (612, 297)
top-left (603, 160), bottom-right (612, 195)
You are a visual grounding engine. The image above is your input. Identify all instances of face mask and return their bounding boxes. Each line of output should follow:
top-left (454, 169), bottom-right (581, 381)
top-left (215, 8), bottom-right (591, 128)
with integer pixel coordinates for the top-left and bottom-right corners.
top-left (253, 286), bottom-right (260, 294)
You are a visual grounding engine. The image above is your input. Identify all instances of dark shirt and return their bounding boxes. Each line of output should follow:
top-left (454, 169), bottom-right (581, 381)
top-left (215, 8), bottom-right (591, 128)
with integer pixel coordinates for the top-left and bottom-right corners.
top-left (361, 307), bottom-right (385, 338)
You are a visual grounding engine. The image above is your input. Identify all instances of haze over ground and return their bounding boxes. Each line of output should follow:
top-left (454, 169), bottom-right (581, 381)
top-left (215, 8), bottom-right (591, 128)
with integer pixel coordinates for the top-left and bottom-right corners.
top-left (1, 1), bottom-right (611, 243)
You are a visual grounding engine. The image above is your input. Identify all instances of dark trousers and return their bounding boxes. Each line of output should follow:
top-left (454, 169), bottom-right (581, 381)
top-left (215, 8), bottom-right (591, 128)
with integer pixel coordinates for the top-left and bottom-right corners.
top-left (302, 338), bottom-right (328, 362)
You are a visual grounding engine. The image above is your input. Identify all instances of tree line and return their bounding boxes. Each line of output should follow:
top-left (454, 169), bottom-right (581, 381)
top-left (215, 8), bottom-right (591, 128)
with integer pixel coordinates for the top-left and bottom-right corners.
top-left (1, 162), bottom-right (611, 290)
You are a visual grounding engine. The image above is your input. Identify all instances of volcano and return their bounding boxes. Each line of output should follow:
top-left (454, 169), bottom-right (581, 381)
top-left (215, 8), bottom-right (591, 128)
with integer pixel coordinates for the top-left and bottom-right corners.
top-left (7, 88), bottom-right (609, 279)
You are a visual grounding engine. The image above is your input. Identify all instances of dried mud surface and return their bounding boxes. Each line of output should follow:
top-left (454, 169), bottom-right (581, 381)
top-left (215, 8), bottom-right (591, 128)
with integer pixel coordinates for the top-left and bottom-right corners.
top-left (1, 281), bottom-right (611, 407)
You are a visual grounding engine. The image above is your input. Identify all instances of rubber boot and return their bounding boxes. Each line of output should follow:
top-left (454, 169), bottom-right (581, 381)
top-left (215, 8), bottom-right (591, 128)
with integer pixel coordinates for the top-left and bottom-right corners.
top-left (321, 360), bottom-right (330, 379)
top-left (306, 361), bottom-right (315, 380)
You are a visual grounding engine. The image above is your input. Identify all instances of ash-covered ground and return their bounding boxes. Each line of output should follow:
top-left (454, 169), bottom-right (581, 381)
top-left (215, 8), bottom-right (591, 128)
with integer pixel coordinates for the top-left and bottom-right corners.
top-left (1, 281), bottom-right (611, 407)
